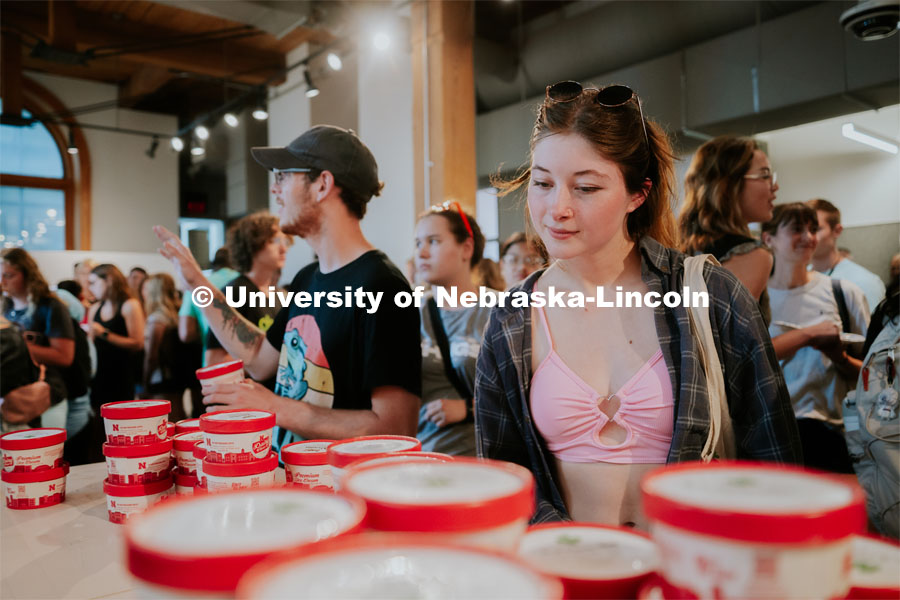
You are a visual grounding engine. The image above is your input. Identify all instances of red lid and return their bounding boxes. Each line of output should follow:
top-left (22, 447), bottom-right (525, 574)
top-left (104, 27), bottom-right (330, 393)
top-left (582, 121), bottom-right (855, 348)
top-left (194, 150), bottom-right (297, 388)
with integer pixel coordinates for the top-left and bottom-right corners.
top-left (166, 422), bottom-right (175, 437)
top-left (236, 533), bottom-right (564, 600)
top-left (641, 461), bottom-right (867, 544)
top-left (344, 451), bottom-right (452, 472)
top-left (203, 452), bottom-right (278, 478)
top-left (0, 427), bottom-right (67, 450)
top-left (1, 461), bottom-right (69, 483)
top-left (172, 431), bottom-right (205, 451)
top-left (195, 359), bottom-right (243, 380)
top-left (174, 418), bottom-right (201, 434)
top-left (192, 441), bottom-right (206, 459)
top-left (100, 400), bottom-right (171, 420)
top-left (343, 457), bottom-right (534, 532)
top-left (199, 409), bottom-right (275, 434)
top-left (104, 476), bottom-right (173, 497)
top-left (281, 440), bottom-right (335, 466)
top-left (125, 487), bottom-right (366, 592)
top-left (103, 439), bottom-right (172, 458)
top-left (174, 471), bottom-right (198, 487)
top-left (326, 435), bottom-right (422, 469)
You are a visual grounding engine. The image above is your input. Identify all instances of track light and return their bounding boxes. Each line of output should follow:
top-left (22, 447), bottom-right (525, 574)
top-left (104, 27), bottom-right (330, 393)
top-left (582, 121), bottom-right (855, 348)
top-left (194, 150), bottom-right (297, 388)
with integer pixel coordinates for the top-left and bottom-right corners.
top-left (67, 128), bottom-right (78, 155)
top-left (224, 113), bottom-right (239, 127)
top-left (842, 123), bottom-right (898, 154)
top-left (190, 141), bottom-right (205, 157)
top-left (195, 125), bottom-right (210, 140)
top-left (327, 52), bottom-right (342, 71)
top-left (146, 135), bottom-right (159, 159)
top-left (252, 95), bottom-right (268, 120)
top-left (304, 70), bottom-right (320, 98)
top-left (171, 137), bottom-right (185, 152)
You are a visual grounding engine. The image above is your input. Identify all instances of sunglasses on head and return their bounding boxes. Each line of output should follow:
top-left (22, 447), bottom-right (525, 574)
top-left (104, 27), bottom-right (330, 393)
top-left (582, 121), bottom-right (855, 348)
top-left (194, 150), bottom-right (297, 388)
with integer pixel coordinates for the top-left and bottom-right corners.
top-left (430, 201), bottom-right (474, 239)
top-left (544, 81), bottom-right (650, 160)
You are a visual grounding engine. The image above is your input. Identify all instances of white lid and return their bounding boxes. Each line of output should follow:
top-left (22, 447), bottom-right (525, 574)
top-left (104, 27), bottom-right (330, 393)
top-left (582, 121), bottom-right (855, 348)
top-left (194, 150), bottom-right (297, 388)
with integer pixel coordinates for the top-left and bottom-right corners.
top-left (248, 545), bottom-right (560, 599)
top-left (333, 438), bottom-right (419, 455)
top-left (128, 489), bottom-right (362, 557)
top-left (204, 410), bottom-right (271, 422)
top-left (1, 429), bottom-right (61, 440)
top-left (646, 467), bottom-right (854, 514)
top-left (850, 535), bottom-right (900, 590)
top-left (518, 525), bottom-right (658, 579)
top-left (285, 442), bottom-right (332, 454)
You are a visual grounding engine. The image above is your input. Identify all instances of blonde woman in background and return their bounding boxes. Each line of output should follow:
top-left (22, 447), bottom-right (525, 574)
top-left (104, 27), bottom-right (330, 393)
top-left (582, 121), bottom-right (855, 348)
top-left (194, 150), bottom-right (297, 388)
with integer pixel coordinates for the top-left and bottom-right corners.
top-left (142, 273), bottom-right (183, 415)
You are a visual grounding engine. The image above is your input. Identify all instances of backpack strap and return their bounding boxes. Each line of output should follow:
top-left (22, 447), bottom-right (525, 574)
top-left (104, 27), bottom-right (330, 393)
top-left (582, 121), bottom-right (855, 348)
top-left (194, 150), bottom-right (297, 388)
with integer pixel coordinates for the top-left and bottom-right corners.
top-left (426, 297), bottom-right (474, 422)
top-left (832, 279), bottom-right (852, 334)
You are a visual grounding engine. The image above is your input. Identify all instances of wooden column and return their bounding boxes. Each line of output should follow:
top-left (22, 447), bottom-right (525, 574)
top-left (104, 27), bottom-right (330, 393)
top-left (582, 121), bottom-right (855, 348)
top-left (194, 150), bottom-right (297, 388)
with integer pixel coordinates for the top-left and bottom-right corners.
top-left (411, 1), bottom-right (476, 215)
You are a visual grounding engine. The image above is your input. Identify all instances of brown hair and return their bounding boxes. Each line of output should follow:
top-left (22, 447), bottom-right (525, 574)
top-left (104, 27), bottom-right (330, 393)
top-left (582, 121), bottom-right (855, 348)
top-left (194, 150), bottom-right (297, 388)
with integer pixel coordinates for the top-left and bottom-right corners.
top-left (143, 273), bottom-right (178, 323)
top-left (679, 136), bottom-right (760, 254)
top-left (807, 198), bottom-right (841, 229)
top-left (417, 205), bottom-right (486, 268)
top-left (227, 212), bottom-right (283, 273)
top-left (91, 264), bottom-right (133, 309)
top-left (1, 248), bottom-right (53, 304)
top-left (493, 84), bottom-right (678, 249)
top-left (761, 203), bottom-right (819, 238)
top-left (304, 167), bottom-right (382, 220)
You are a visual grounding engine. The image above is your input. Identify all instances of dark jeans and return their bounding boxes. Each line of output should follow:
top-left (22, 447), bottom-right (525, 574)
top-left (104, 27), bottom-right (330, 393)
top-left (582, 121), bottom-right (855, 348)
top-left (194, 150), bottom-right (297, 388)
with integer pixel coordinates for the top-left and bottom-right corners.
top-left (796, 418), bottom-right (855, 474)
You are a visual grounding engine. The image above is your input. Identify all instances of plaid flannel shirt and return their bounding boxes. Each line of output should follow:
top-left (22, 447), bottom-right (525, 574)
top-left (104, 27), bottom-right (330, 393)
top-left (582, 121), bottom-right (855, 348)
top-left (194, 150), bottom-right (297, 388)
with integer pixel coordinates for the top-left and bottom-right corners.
top-left (474, 236), bottom-right (802, 523)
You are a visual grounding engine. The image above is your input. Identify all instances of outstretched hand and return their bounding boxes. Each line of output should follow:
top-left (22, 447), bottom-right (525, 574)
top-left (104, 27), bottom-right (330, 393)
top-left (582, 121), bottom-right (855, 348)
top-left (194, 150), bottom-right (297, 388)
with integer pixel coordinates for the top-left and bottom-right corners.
top-left (153, 225), bottom-right (207, 291)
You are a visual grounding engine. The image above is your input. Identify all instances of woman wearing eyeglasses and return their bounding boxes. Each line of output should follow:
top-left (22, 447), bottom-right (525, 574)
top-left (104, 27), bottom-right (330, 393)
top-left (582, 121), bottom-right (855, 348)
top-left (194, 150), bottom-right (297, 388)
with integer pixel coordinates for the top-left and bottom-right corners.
top-left (475, 82), bottom-right (801, 526)
top-left (499, 232), bottom-right (547, 288)
top-left (679, 136), bottom-right (778, 324)
top-left (414, 203), bottom-right (490, 456)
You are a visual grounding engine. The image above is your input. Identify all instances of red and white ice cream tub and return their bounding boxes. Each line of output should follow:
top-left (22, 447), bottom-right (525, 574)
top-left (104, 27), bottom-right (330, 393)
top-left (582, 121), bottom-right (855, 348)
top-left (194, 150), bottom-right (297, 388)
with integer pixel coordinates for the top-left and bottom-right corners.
top-left (236, 534), bottom-right (563, 600)
top-left (101, 400), bottom-right (171, 446)
top-left (343, 457), bottom-right (534, 552)
top-left (103, 440), bottom-right (173, 485)
top-left (125, 487), bottom-right (366, 597)
top-left (172, 431), bottom-right (205, 475)
top-left (196, 359), bottom-right (244, 387)
top-left (846, 534), bottom-right (900, 599)
top-left (104, 476), bottom-right (173, 524)
top-left (199, 409), bottom-right (275, 463)
top-left (641, 462), bottom-right (866, 599)
top-left (166, 421), bottom-right (175, 439)
top-left (344, 450), bottom-right (452, 473)
top-left (326, 435), bottom-right (421, 489)
top-left (518, 523), bottom-right (659, 599)
top-left (174, 471), bottom-right (198, 496)
top-left (202, 452), bottom-right (278, 493)
top-left (281, 440), bottom-right (334, 490)
top-left (174, 418), bottom-right (201, 434)
top-left (2, 462), bottom-right (68, 509)
top-left (1, 427), bottom-right (66, 473)
top-left (192, 441), bottom-right (206, 486)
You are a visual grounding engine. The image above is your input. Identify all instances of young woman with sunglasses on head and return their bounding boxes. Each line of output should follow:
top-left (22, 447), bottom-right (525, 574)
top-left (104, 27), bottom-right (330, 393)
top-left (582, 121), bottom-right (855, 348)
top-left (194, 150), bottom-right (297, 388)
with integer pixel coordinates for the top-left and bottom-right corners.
top-left (679, 136), bottom-right (778, 324)
top-left (414, 203), bottom-right (490, 456)
top-left (476, 81), bottom-right (801, 526)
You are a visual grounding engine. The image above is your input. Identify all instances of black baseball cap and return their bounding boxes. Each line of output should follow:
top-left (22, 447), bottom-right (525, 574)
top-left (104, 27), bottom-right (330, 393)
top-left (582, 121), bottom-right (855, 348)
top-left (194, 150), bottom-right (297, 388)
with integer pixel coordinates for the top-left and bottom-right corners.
top-left (250, 125), bottom-right (381, 198)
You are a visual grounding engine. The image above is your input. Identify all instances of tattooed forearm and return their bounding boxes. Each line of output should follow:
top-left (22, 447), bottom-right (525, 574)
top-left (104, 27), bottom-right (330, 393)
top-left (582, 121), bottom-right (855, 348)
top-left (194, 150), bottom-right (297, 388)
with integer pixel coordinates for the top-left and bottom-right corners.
top-left (211, 292), bottom-right (263, 352)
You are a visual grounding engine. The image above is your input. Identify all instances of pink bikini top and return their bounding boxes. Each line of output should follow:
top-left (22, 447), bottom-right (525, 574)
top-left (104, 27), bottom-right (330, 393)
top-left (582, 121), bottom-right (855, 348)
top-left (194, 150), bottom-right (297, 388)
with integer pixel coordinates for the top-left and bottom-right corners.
top-left (530, 306), bottom-right (675, 464)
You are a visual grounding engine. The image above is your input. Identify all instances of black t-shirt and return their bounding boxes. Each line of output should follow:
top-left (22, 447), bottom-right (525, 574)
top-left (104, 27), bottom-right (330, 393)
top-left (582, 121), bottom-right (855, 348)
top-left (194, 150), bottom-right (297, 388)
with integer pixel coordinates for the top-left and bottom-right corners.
top-left (265, 250), bottom-right (422, 449)
top-left (1, 324), bottom-right (39, 397)
top-left (3, 297), bottom-right (75, 347)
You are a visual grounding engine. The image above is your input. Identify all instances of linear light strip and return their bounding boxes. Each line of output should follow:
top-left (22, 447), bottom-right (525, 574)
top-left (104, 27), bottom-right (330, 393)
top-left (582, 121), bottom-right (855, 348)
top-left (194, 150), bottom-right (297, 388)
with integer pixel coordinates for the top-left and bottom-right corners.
top-left (842, 123), bottom-right (899, 155)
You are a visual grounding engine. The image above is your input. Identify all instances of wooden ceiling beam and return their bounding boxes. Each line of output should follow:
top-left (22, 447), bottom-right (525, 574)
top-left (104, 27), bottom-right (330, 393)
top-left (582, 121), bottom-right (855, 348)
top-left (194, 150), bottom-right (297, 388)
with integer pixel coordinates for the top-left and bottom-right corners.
top-left (1, 33), bottom-right (25, 118)
top-left (48, 0), bottom-right (77, 52)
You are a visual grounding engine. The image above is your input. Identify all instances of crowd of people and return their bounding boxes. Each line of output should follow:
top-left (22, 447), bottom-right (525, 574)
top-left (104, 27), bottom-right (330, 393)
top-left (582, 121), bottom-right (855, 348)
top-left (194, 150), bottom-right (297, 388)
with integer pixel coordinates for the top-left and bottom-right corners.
top-left (2, 82), bottom-right (897, 537)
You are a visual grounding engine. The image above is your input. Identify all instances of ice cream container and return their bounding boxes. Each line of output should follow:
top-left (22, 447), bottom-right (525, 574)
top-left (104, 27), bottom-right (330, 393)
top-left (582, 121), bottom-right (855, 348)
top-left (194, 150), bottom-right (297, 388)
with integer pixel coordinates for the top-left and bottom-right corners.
top-left (192, 441), bottom-right (206, 486)
top-left (199, 409), bottom-right (275, 463)
top-left (202, 452), bottom-right (278, 493)
top-left (172, 431), bottom-right (205, 474)
top-left (1, 427), bottom-right (66, 473)
top-left (104, 476), bottom-right (173, 524)
top-left (125, 487), bottom-right (366, 596)
top-left (518, 523), bottom-right (659, 599)
top-left (103, 440), bottom-right (173, 485)
top-left (101, 400), bottom-right (171, 446)
top-left (166, 421), bottom-right (175, 439)
top-left (847, 535), bottom-right (900, 599)
top-left (174, 471), bottom-right (198, 496)
top-left (196, 359), bottom-right (244, 386)
top-left (344, 451), bottom-right (452, 473)
top-left (174, 418), bottom-right (201, 434)
top-left (2, 462), bottom-right (68, 509)
top-left (281, 440), bottom-right (334, 490)
top-left (326, 435), bottom-right (421, 489)
top-left (236, 534), bottom-right (564, 600)
top-left (642, 462), bottom-right (866, 599)
top-left (343, 457), bottom-right (534, 552)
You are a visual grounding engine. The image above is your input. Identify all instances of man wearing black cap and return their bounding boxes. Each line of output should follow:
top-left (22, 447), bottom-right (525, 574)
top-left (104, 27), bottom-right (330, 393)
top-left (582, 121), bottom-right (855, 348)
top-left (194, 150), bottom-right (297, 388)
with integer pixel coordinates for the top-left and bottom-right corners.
top-left (154, 125), bottom-right (421, 449)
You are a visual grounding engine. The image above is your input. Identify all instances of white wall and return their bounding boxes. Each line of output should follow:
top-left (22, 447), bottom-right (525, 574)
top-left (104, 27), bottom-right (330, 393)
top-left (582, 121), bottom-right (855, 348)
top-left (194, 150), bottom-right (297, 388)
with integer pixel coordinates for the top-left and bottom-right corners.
top-left (27, 72), bottom-right (179, 253)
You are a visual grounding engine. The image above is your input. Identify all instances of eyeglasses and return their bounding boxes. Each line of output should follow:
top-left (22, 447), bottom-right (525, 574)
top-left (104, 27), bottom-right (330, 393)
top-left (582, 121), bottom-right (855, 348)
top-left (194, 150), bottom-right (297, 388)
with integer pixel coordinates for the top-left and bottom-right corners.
top-left (273, 168), bottom-right (311, 185)
top-left (743, 171), bottom-right (778, 189)
top-left (545, 81), bottom-right (650, 158)
top-left (430, 201), bottom-right (474, 239)
top-left (502, 255), bottom-right (543, 267)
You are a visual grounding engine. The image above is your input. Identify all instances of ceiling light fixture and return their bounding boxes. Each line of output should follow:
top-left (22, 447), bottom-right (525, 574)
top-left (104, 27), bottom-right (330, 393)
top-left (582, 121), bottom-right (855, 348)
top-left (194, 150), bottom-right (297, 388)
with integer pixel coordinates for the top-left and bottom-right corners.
top-left (190, 142), bottom-right (206, 157)
top-left (327, 52), bottom-right (343, 71)
top-left (842, 123), bottom-right (899, 154)
top-left (252, 95), bottom-right (268, 120)
top-left (171, 136), bottom-right (185, 152)
top-left (67, 128), bottom-right (78, 155)
top-left (195, 125), bottom-right (210, 140)
top-left (145, 135), bottom-right (159, 158)
top-left (304, 70), bottom-right (320, 98)
top-left (224, 113), bottom-right (239, 127)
